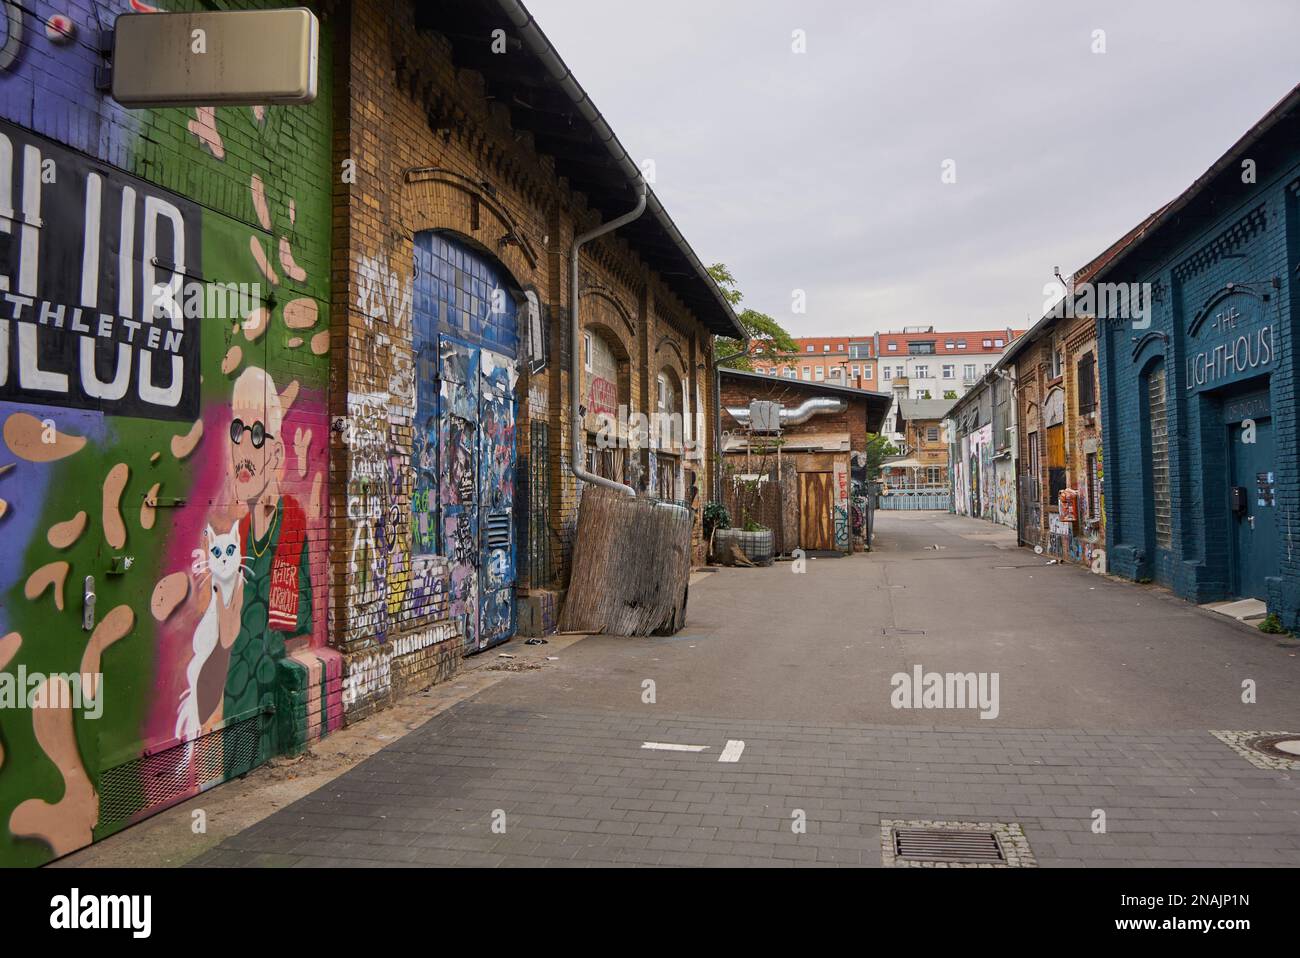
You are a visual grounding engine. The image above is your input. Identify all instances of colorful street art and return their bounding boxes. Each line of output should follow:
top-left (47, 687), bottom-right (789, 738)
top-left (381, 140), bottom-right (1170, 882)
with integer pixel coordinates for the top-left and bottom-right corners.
top-left (413, 231), bottom-right (520, 655)
top-left (833, 460), bottom-right (850, 552)
top-left (992, 460), bottom-right (1016, 529)
top-left (0, 1), bottom-right (334, 866)
top-left (968, 424), bottom-right (993, 520)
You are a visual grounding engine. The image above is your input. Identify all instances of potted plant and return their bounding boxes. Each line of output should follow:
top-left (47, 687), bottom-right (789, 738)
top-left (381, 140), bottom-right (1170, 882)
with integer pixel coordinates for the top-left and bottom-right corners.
top-left (715, 464), bottom-right (774, 566)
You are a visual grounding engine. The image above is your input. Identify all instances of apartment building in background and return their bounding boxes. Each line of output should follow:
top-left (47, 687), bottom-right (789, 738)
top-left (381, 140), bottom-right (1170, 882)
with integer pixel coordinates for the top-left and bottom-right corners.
top-left (752, 336), bottom-right (878, 390)
top-left (876, 326), bottom-right (1023, 442)
top-left (749, 328), bottom-right (1024, 447)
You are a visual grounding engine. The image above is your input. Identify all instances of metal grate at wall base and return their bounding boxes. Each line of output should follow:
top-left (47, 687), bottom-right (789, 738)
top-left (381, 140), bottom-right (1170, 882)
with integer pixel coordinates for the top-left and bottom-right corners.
top-left (881, 819), bottom-right (1037, 868)
top-left (98, 716), bottom-right (261, 828)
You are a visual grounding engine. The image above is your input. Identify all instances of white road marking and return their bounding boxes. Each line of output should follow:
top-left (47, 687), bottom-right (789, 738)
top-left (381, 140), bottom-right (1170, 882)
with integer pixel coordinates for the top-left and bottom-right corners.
top-left (641, 742), bottom-right (709, 752)
top-left (718, 739), bottom-right (746, 763)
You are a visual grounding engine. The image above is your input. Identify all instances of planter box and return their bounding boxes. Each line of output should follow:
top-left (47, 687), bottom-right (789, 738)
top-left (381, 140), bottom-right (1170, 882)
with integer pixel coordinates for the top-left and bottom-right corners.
top-left (713, 527), bottom-right (774, 567)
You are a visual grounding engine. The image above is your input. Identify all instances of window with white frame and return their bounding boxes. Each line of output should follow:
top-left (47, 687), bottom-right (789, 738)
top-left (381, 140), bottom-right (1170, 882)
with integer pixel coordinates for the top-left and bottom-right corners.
top-left (815, 366), bottom-right (825, 380)
top-left (942, 364), bottom-right (954, 379)
top-left (583, 331), bottom-right (593, 372)
top-left (914, 364), bottom-right (929, 379)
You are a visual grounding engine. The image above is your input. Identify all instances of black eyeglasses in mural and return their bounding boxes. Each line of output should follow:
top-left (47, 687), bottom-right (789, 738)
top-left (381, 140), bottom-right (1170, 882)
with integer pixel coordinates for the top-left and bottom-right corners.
top-left (230, 418), bottom-right (275, 449)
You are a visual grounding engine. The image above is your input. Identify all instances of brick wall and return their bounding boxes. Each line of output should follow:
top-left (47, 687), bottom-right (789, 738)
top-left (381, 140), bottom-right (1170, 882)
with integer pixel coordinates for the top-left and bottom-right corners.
top-left (331, 0), bottom-right (724, 693)
top-left (1097, 139), bottom-right (1300, 624)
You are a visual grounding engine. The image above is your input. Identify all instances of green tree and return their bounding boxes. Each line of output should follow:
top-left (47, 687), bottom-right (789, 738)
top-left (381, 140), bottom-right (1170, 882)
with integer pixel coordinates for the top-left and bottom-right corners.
top-left (707, 263), bottom-right (798, 371)
top-left (943, 390), bottom-right (958, 400)
top-left (864, 434), bottom-right (898, 481)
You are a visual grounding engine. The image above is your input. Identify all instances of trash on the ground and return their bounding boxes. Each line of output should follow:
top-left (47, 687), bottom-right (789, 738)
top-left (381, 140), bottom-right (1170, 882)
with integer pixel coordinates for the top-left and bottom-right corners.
top-left (488, 660), bottom-right (544, 672)
top-left (497, 653), bottom-right (515, 659)
top-left (524, 637), bottom-right (549, 645)
top-left (547, 656), bottom-right (559, 661)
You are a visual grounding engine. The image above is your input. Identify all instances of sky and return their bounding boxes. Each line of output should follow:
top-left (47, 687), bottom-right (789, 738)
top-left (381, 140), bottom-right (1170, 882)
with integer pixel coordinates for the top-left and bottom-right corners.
top-left (524, 0), bottom-right (1300, 337)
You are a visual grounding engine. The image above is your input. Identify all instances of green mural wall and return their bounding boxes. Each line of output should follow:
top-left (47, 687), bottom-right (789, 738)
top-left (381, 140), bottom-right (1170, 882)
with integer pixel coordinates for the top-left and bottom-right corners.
top-left (0, 0), bottom-right (335, 866)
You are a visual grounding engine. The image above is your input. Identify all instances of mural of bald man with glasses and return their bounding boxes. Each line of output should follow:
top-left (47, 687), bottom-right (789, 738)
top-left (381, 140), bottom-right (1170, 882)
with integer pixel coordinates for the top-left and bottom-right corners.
top-left (220, 365), bottom-right (314, 736)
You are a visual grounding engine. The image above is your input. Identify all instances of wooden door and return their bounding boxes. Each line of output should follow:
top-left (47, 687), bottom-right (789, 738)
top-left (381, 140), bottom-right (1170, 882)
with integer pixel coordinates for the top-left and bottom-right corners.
top-left (799, 472), bottom-right (835, 551)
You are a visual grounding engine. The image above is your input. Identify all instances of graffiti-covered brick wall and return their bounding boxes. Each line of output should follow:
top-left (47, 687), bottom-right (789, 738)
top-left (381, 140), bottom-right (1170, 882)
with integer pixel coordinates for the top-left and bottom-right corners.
top-left (332, 0), bottom-right (720, 679)
top-left (1061, 317), bottom-right (1105, 571)
top-left (330, 0), bottom-right (547, 712)
top-left (0, 0), bottom-right (335, 866)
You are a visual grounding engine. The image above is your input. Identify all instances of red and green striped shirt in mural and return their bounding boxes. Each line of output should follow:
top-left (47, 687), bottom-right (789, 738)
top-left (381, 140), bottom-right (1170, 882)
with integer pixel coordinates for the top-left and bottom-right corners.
top-left (223, 496), bottom-right (313, 724)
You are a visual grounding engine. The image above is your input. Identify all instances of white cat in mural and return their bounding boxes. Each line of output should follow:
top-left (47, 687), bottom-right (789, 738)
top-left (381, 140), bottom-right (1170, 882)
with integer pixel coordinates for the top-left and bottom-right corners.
top-left (176, 520), bottom-right (247, 743)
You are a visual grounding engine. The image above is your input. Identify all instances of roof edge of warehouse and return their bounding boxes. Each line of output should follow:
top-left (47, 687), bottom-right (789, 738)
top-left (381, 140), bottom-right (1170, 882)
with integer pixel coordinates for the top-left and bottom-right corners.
top-left (996, 82), bottom-right (1300, 379)
top-left (483, 0), bottom-right (745, 341)
top-left (1088, 82), bottom-right (1300, 288)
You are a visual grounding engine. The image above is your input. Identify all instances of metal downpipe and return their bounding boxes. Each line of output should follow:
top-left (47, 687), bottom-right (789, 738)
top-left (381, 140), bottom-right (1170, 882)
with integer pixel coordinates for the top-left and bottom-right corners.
top-left (568, 180), bottom-right (647, 496)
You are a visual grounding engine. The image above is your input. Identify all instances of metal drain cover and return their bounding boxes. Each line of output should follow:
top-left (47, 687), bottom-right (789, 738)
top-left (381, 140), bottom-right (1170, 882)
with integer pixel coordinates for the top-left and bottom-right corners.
top-left (881, 819), bottom-right (1036, 868)
top-left (1211, 730), bottom-right (1300, 770)
top-left (894, 827), bottom-right (1003, 863)
top-left (1250, 734), bottom-right (1300, 759)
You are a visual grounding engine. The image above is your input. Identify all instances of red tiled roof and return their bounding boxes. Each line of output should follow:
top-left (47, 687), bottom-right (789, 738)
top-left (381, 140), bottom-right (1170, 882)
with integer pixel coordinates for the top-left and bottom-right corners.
top-left (757, 330), bottom-right (1026, 360)
top-left (876, 329), bottom-right (1024, 356)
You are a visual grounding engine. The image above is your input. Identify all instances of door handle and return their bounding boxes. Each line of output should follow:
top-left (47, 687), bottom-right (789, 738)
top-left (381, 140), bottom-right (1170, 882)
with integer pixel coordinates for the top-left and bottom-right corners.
top-left (82, 575), bottom-right (96, 631)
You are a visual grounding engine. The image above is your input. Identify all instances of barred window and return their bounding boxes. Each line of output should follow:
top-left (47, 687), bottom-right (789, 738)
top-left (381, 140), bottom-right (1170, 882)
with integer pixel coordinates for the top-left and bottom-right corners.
top-left (1148, 366), bottom-right (1171, 550)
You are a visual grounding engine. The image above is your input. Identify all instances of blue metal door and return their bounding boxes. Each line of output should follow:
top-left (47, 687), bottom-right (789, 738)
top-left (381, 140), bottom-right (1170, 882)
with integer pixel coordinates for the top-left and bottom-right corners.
top-left (477, 350), bottom-right (517, 648)
top-left (438, 337), bottom-right (482, 650)
top-left (434, 336), bottom-right (518, 652)
top-left (1229, 416), bottom-right (1279, 600)
top-left (413, 232), bottom-right (519, 653)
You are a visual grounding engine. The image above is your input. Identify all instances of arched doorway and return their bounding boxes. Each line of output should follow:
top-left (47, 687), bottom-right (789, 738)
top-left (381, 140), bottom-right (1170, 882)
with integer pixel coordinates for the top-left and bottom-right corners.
top-left (581, 321), bottom-right (632, 483)
top-left (653, 365), bottom-right (685, 500)
top-left (413, 231), bottom-right (521, 653)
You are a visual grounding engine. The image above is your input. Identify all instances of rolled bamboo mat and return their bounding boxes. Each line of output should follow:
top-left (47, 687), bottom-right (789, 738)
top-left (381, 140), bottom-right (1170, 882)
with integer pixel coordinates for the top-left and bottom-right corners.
top-left (557, 485), bottom-right (692, 636)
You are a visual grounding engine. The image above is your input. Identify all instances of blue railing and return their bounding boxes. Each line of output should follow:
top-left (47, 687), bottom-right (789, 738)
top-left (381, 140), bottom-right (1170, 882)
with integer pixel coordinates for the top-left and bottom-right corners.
top-left (877, 485), bottom-right (951, 511)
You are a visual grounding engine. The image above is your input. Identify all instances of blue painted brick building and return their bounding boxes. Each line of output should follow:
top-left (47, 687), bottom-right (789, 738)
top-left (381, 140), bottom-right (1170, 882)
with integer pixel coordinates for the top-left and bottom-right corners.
top-left (1097, 84), bottom-right (1300, 626)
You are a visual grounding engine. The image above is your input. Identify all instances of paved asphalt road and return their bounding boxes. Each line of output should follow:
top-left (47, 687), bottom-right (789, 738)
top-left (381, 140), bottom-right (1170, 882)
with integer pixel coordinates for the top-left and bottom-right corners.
top-left (192, 511), bottom-right (1300, 867)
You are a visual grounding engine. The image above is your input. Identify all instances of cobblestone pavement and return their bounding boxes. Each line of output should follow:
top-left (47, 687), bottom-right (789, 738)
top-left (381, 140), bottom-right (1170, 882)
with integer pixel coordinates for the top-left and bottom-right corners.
top-left (193, 512), bottom-right (1300, 867)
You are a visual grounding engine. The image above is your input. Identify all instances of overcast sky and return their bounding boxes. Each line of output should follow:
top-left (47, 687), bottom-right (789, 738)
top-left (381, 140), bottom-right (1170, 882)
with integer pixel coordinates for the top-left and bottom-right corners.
top-left (524, 0), bottom-right (1300, 337)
